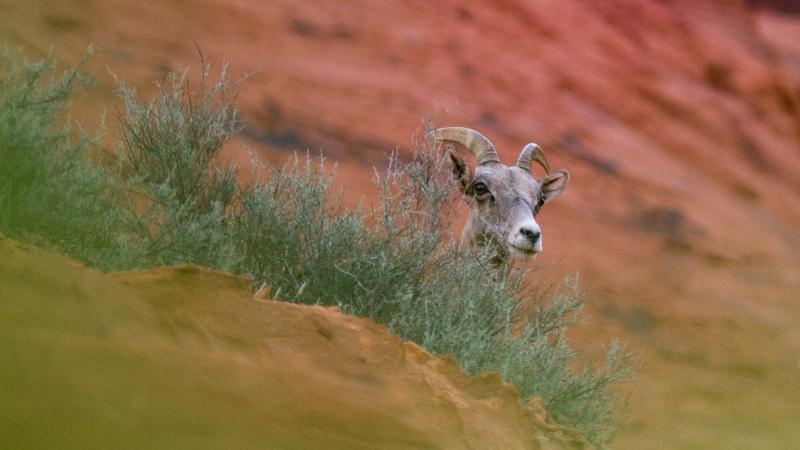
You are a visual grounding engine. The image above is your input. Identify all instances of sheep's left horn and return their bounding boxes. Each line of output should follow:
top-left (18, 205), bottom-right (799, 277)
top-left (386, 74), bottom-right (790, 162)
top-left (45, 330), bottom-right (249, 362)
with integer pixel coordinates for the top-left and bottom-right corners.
top-left (428, 127), bottom-right (501, 165)
top-left (517, 143), bottom-right (550, 174)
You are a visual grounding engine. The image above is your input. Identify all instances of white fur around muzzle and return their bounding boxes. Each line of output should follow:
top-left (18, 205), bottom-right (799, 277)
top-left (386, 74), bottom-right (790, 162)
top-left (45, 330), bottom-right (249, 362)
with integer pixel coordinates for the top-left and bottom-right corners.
top-left (508, 220), bottom-right (542, 256)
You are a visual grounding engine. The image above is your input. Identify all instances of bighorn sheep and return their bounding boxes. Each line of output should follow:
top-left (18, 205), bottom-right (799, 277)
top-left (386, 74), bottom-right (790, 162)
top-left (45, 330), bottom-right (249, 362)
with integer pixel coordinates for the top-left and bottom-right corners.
top-left (429, 127), bottom-right (569, 266)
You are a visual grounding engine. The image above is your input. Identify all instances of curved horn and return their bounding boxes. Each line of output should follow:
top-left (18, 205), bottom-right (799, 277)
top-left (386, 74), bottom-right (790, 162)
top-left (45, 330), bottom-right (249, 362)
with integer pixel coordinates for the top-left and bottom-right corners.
top-left (517, 143), bottom-right (550, 175)
top-left (428, 127), bottom-right (500, 165)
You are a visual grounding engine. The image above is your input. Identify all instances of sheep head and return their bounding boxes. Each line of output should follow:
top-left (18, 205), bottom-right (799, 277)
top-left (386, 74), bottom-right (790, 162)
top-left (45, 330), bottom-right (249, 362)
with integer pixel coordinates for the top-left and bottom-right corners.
top-left (429, 127), bottom-right (569, 265)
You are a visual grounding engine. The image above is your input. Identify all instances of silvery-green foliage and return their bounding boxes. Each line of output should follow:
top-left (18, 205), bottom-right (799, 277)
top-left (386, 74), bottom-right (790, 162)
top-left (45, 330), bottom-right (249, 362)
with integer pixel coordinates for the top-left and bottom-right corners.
top-left (0, 47), bottom-right (125, 265)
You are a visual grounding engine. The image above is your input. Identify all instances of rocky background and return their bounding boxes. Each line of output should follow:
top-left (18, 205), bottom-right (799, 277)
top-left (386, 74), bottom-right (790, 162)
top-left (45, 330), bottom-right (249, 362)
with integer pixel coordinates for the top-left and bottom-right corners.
top-left (2, 0), bottom-right (799, 447)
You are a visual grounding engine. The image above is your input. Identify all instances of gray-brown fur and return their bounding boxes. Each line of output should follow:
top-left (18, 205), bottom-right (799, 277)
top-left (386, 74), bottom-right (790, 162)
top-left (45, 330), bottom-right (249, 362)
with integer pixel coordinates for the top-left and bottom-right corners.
top-left (431, 127), bottom-right (570, 267)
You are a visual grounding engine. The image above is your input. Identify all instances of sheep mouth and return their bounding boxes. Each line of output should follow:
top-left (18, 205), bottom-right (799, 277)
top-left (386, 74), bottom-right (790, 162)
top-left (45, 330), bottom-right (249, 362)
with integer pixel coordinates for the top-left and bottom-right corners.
top-left (509, 244), bottom-right (538, 257)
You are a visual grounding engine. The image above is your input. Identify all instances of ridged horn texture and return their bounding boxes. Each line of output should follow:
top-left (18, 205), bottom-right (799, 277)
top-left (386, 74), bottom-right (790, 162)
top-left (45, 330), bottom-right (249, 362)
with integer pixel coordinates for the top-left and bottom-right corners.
top-left (517, 143), bottom-right (550, 175)
top-left (428, 127), bottom-right (500, 165)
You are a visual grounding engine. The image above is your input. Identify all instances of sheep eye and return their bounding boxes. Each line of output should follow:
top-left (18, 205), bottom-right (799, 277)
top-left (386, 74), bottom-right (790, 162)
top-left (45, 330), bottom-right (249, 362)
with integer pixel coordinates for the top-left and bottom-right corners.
top-left (473, 182), bottom-right (489, 196)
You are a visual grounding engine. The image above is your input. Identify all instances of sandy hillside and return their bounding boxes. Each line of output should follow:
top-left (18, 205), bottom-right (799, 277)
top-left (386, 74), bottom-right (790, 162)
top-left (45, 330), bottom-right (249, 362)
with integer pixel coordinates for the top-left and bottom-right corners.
top-left (0, 235), bottom-right (588, 449)
top-left (1, 0), bottom-right (800, 448)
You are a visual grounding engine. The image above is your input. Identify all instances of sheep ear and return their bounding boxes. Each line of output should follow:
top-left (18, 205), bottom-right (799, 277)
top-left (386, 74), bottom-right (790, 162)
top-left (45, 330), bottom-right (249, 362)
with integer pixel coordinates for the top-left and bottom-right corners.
top-left (449, 149), bottom-right (473, 193)
top-left (540, 169), bottom-right (569, 203)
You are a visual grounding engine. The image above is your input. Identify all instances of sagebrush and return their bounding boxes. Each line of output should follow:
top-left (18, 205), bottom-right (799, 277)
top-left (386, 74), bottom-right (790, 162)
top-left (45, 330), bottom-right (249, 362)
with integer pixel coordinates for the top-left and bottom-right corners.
top-left (0, 50), bottom-right (634, 448)
top-left (0, 47), bottom-right (129, 265)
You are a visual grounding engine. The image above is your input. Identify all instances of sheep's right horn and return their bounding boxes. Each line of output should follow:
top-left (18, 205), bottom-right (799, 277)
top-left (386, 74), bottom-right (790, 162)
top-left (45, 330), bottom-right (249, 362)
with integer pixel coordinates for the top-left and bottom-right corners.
top-left (517, 143), bottom-right (550, 175)
top-left (428, 127), bottom-right (500, 165)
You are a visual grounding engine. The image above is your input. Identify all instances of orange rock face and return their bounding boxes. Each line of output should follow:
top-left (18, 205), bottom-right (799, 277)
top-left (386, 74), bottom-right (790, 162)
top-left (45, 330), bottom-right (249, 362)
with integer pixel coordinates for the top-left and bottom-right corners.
top-left (1, 0), bottom-right (799, 448)
top-left (0, 236), bottom-right (588, 449)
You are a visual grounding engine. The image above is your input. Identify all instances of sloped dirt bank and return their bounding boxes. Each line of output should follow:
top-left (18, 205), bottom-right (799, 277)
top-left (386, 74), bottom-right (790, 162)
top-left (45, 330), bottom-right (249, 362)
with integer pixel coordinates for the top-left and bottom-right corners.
top-left (0, 235), bottom-right (587, 449)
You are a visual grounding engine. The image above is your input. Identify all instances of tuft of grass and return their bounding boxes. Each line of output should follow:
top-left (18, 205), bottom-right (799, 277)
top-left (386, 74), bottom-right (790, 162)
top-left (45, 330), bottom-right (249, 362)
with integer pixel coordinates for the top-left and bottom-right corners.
top-left (115, 58), bottom-right (241, 212)
top-left (0, 49), bottom-right (635, 448)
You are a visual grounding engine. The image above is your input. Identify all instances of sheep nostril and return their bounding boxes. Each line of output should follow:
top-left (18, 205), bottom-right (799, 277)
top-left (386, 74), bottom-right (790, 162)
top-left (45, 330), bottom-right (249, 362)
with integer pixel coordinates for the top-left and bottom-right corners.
top-left (520, 228), bottom-right (540, 243)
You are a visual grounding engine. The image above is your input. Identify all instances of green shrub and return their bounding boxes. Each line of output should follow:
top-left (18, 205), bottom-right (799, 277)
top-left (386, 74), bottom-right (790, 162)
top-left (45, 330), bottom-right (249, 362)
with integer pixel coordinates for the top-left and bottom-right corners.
top-left (111, 59), bottom-right (243, 270)
top-left (115, 62), bottom-right (240, 212)
top-left (0, 48), bottom-right (124, 265)
top-left (1, 50), bottom-right (634, 448)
